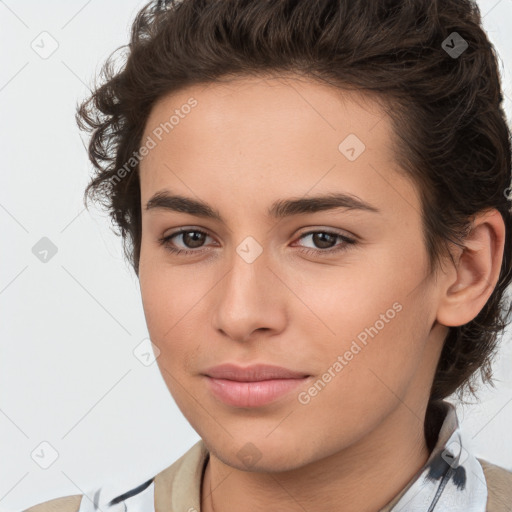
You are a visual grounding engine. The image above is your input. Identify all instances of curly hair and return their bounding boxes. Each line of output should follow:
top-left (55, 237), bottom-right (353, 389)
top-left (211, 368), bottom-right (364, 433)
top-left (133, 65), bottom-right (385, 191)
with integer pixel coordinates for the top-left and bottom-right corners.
top-left (76, 0), bottom-right (512, 424)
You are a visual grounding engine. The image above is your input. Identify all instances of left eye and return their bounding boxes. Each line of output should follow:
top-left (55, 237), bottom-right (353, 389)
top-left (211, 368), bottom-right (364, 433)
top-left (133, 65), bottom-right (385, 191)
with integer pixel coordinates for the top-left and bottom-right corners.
top-left (158, 228), bottom-right (357, 256)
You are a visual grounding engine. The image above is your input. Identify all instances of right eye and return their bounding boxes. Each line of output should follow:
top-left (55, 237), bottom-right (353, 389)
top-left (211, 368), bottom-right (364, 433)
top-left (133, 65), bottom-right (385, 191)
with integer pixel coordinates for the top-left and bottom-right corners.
top-left (158, 228), bottom-right (215, 255)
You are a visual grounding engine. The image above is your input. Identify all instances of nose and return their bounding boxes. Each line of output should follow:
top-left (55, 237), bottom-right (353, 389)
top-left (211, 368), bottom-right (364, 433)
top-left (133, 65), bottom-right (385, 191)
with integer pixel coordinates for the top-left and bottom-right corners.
top-left (211, 243), bottom-right (288, 343)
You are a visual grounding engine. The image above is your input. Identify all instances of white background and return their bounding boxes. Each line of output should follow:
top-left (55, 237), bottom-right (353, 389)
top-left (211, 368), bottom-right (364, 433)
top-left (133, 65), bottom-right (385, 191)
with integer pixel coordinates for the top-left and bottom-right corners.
top-left (1, 1), bottom-right (511, 510)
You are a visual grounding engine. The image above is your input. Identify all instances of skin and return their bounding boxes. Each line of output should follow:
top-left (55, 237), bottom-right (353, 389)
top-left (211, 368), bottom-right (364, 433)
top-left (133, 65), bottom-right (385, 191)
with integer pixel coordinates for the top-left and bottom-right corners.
top-left (137, 74), bottom-right (505, 512)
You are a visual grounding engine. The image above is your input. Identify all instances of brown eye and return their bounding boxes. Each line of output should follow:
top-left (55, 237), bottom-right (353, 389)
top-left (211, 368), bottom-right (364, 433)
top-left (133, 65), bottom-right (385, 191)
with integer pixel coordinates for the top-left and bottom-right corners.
top-left (294, 230), bottom-right (357, 256)
top-left (310, 232), bottom-right (337, 249)
top-left (158, 229), bottom-right (213, 255)
top-left (180, 230), bottom-right (207, 249)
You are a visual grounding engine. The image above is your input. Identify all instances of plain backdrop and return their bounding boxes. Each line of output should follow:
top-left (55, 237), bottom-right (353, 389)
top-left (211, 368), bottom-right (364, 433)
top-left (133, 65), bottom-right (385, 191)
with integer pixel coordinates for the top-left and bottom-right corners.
top-left (1, 1), bottom-right (511, 510)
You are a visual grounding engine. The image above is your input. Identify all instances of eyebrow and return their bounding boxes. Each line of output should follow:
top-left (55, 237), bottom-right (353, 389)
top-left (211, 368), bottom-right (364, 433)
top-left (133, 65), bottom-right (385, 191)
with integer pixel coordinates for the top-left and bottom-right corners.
top-left (145, 190), bottom-right (380, 220)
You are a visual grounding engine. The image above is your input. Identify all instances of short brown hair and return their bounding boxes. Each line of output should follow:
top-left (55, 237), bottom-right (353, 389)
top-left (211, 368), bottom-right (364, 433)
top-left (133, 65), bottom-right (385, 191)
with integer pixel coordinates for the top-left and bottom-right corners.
top-left (77, 0), bottom-right (512, 410)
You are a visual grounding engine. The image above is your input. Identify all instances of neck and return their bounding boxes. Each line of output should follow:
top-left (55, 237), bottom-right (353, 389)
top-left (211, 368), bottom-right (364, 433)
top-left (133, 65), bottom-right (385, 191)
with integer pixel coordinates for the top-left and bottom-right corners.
top-left (200, 403), bottom-right (434, 512)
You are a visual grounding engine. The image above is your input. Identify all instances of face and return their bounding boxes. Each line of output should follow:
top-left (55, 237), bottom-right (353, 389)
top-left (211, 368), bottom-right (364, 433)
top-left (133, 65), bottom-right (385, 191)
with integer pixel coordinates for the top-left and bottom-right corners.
top-left (138, 74), bottom-right (447, 472)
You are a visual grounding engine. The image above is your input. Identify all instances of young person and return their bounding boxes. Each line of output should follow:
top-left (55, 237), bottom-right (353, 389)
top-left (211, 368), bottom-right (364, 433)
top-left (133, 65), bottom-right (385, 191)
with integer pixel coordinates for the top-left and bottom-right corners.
top-left (25, 0), bottom-right (512, 510)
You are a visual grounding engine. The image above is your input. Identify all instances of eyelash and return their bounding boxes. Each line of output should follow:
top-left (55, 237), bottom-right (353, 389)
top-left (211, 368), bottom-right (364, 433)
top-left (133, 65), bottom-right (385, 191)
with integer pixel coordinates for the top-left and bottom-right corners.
top-left (157, 228), bottom-right (357, 257)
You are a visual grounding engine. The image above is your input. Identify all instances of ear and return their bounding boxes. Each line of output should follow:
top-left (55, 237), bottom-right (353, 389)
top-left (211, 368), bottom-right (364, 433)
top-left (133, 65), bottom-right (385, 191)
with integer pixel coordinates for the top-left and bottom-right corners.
top-left (436, 209), bottom-right (506, 328)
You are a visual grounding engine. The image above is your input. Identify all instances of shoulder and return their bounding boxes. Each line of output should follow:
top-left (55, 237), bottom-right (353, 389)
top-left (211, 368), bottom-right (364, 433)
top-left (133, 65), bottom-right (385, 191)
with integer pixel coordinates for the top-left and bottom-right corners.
top-left (21, 441), bottom-right (207, 512)
top-left (22, 494), bottom-right (82, 512)
top-left (153, 440), bottom-right (209, 511)
top-left (478, 458), bottom-right (512, 512)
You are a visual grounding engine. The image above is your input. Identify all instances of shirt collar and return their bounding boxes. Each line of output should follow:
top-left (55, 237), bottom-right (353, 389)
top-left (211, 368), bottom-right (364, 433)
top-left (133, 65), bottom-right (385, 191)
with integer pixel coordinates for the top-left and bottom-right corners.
top-left (380, 400), bottom-right (488, 511)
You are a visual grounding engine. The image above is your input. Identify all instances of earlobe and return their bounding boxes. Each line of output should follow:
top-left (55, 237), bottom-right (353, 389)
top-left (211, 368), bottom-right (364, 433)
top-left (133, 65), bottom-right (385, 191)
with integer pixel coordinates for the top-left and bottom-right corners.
top-left (436, 209), bottom-right (505, 328)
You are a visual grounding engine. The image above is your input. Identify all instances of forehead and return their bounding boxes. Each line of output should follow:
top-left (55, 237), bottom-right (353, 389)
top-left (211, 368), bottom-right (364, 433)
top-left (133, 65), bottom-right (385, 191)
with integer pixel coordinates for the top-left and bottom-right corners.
top-left (138, 74), bottom-right (417, 217)
top-left (142, 73), bottom-right (389, 148)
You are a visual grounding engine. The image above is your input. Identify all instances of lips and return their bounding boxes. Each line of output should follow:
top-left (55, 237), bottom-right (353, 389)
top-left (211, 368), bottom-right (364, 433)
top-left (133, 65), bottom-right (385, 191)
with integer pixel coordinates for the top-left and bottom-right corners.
top-left (202, 363), bottom-right (310, 381)
top-left (202, 363), bottom-right (311, 407)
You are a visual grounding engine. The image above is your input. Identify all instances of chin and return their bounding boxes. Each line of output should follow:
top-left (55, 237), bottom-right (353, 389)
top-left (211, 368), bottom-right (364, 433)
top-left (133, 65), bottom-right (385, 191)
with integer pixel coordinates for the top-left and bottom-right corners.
top-left (201, 429), bottom-right (323, 473)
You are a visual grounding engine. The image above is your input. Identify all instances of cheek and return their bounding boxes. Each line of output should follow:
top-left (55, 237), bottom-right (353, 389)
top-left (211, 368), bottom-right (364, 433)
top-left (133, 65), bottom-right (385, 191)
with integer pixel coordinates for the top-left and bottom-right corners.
top-left (139, 260), bottom-right (181, 346)
top-left (304, 248), bottom-right (432, 396)
top-left (138, 261), bottom-right (211, 368)
top-left (138, 267), bottom-right (199, 409)
top-left (292, 297), bottom-right (431, 450)
top-left (140, 240), bottom-right (195, 328)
